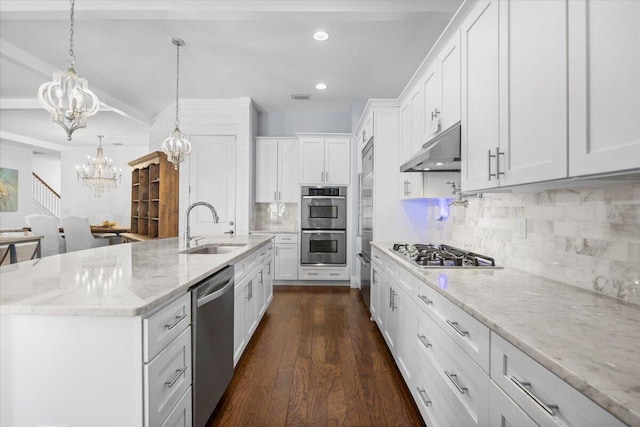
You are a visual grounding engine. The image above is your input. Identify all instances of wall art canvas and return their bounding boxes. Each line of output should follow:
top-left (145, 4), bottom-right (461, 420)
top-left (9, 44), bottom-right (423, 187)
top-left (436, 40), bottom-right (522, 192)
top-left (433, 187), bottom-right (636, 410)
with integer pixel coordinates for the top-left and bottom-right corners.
top-left (0, 167), bottom-right (18, 212)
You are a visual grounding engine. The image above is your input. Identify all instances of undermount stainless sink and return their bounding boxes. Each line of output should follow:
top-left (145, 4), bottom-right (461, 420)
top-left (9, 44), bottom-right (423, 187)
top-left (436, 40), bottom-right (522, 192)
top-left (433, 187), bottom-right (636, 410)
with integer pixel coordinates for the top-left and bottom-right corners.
top-left (181, 243), bottom-right (247, 255)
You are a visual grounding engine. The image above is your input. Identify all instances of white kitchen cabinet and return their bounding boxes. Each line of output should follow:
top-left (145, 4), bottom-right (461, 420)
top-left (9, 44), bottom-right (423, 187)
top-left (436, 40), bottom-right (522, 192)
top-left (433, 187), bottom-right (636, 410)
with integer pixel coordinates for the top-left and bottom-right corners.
top-left (462, 0), bottom-right (569, 192)
top-left (275, 234), bottom-right (298, 280)
top-left (298, 134), bottom-right (351, 185)
top-left (461, 0), bottom-right (501, 192)
top-left (568, 0), bottom-right (640, 176)
top-left (424, 31), bottom-right (461, 140)
top-left (498, 0), bottom-right (568, 187)
top-left (400, 100), bottom-right (412, 164)
top-left (400, 172), bottom-right (459, 200)
top-left (399, 172), bottom-right (425, 200)
top-left (491, 332), bottom-right (624, 427)
top-left (233, 241), bottom-right (274, 366)
top-left (394, 284), bottom-right (415, 387)
top-left (489, 381), bottom-right (536, 427)
top-left (410, 87), bottom-right (424, 157)
top-left (255, 137), bottom-right (299, 203)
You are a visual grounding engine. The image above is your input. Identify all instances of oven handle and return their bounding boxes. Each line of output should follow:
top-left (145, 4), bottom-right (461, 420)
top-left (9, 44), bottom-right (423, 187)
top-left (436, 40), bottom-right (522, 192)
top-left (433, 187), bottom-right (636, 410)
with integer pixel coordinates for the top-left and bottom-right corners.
top-left (302, 196), bottom-right (346, 199)
top-left (302, 230), bottom-right (346, 234)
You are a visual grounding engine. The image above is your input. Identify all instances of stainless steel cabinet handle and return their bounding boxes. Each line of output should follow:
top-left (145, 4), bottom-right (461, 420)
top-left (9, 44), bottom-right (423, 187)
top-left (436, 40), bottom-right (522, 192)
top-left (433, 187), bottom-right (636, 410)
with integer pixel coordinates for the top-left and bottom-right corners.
top-left (416, 387), bottom-right (432, 406)
top-left (326, 172), bottom-right (329, 182)
top-left (391, 290), bottom-right (397, 311)
top-left (274, 191), bottom-right (277, 201)
top-left (330, 273), bottom-right (340, 276)
top-left (496, 146), bottom-right (505, 177)
top-left (511, 376), bottom-right (559, 416)
top-left (488, 149), bottom-right (496, 181)
top-left (408, 180), bottom-right (411, 195)
top-left (279, 191), bottom-right (281, 200)
top-left (321, 171), bottom-right (325, 182)
top-left (418, 295), bottom-right (433, 306)
top-left (373, 254), bottom-right (380, 260)
top-left (165, 366), bottom-right (188, 388)
top-left (164, 313), bottom-right (187, 330)
top-left (389, 287), bottom-right (393, 308)
top-left (446, 319), bottom-right (469, 337)
top-left (444, 371), bottom-right (467, 394)
top-left (417, 334), bottom-right (432, 349)
top-left (308, 272), bottom-right (318, 276)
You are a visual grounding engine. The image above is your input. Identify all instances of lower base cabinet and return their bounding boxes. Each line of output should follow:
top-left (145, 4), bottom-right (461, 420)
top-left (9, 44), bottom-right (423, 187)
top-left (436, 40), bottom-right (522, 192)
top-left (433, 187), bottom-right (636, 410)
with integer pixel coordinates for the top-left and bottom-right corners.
top-left (275, 234), bottom-right (298, 280)
top-left (233, 241), bottom-right (274, 366)
top-left (371, 247), bottom-right (623, 427)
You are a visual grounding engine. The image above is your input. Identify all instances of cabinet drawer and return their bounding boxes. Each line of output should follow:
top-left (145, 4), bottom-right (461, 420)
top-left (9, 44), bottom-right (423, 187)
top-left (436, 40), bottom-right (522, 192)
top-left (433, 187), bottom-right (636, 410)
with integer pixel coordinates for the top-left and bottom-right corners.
top-left (144, 293), bottom-right (191, 362)
top-left (415, 347), bottom-right (459, 427)
top-left (491, 332), bottom-right (624, 427)
top-left (416, 309), bottom-right (489, 426)
top-left (161, 386), bottom-right (192, 427)
top-left (145, 327), bottom-right (192, 427)
top-left (299, 266), bottom-right (349, 280)
top-left (489, 380), bottom-right (536, 427)
top-left (414, 279), bottom-right (490, 373)
top-left (275, 233), bottom-right (298, 244)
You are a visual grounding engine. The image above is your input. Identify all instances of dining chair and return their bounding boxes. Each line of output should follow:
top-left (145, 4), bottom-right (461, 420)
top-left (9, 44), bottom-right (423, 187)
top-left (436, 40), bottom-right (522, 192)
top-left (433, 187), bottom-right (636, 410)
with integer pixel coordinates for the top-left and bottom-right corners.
top-left (61, 216), bottom-right (110, 253)
top-left (24, 214), bottom-right (66, 257)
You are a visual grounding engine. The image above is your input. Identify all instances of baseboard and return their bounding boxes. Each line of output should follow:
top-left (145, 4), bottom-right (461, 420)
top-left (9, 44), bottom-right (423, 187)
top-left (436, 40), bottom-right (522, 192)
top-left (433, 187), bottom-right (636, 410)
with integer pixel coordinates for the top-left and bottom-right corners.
top-left (350, 275), bottom-right (360, 289)
top-left (274, 280), bottom-right (350, 287)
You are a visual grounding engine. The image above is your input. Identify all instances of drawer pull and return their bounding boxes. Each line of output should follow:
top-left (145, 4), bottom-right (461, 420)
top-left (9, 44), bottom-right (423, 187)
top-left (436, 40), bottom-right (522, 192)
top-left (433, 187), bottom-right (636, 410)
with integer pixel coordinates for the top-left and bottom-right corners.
top-left (446, 319), bottom-right (469, 337)
top-left (308, 272), bottom-right (318, 276)
top-left (165, 366), bottom-right (188, 388)
top-left (417, 334), bottom-right (432, 349)
top-left (511, 376), bottom-right (559, 416)
top-left (416, 387), bottom-right (432, 406)
top-left (373, 254), bottom-right (380, 260)
top-left (330, 273), bottom-right (340, 276)
top-left (164, 313), bottom-right (187, 331)
top-left (418, 295), bottom-right (433, 305)
top-left (444, 370), bottom-right (468, 394)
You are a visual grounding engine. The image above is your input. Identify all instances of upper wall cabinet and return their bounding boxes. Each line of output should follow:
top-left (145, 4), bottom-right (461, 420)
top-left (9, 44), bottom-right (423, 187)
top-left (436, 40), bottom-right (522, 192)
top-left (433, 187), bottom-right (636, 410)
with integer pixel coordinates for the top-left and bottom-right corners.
top-left (399, 87), bottom-right (424, 164)
top-left (425, 31), bottom-right (461, 138)
top-left (568, 0), bottom-right (640, 176)
top-left (299, 134), bottom-right (351, 185)
top-left (462, 0), bottom-right (569, 192)
top-left (255, 138), bottom-right (299, 203)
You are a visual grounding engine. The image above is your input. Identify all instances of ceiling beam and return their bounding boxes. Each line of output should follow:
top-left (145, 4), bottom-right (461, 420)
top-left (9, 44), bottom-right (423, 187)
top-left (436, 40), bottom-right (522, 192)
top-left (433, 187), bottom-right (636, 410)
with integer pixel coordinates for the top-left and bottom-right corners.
top-left (0, 1), bottom-right (461, 20)
top-left (0, 130), bottom-right (71, 152)
top-left (0, 39), bottom-right (150, 126)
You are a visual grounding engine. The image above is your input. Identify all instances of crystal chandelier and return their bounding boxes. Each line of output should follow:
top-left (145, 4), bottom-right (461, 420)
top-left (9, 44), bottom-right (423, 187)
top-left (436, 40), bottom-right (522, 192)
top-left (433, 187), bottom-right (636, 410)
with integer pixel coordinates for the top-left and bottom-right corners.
top-left (37, 0), bottom-right (100, 141)
top-left (161, 38), bottom-right (191, 170)
top-left (76, 135), bottom-right (122, 198)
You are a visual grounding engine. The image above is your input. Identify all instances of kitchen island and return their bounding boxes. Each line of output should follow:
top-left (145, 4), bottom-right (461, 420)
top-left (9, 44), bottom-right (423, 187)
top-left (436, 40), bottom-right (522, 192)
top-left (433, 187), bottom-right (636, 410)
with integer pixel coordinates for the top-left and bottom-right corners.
top-left (0, 234), bottom-right (273, 427)
top-left (371, 242), bottom-right (640, 427)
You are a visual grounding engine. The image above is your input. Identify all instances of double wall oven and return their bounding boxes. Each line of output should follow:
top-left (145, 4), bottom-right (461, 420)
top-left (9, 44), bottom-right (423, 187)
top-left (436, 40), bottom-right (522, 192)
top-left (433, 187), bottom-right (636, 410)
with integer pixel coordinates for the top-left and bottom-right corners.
top-left (301, 186), bottom-right (347, 265)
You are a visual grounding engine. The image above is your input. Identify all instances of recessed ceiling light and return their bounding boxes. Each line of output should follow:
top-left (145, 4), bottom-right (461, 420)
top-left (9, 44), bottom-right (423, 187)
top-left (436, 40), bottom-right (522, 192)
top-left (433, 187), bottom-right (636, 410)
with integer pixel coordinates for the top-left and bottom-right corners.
top-left (315, 83), bottom-right (327, 90)
top-left (313, 31), bottom-right (329, 41)
top-left (434, 162), bottom-right (445, 166)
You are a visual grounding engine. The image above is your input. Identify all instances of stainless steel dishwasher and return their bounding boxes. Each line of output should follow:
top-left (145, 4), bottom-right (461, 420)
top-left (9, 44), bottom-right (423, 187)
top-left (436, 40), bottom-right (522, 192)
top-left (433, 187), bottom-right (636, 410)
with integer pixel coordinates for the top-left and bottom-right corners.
top-left (191, 265), bottom-right (234, 427)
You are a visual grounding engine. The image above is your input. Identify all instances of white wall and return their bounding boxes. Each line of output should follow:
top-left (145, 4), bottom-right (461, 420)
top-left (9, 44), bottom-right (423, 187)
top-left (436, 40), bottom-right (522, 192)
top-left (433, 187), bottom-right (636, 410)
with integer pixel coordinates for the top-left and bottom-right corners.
top-left (257, 111), bottom-right (352, 136)
top-left (60, 146), bottom-right (147, 227)
top-left (0, 141), bottom-right (44, 229)
top-left (32, 154), bottom-right (61, 194)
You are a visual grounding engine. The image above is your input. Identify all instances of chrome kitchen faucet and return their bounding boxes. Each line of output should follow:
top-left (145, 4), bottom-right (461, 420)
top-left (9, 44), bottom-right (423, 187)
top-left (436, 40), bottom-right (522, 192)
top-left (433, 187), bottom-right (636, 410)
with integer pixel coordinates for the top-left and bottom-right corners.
top-left (184, 201), bottom-right (219, 248)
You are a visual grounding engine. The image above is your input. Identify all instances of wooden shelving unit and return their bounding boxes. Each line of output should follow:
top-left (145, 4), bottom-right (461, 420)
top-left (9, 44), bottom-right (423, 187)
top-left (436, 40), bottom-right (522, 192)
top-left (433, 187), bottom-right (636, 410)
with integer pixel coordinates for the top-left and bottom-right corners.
top-left (125, 151), bottom-right (178, 242)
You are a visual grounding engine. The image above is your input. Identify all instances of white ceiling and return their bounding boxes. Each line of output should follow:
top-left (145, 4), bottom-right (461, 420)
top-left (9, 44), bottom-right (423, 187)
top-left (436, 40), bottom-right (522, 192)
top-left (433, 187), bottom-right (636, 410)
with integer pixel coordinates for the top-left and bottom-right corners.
top-left (0, 0), bottom-right (461, 151)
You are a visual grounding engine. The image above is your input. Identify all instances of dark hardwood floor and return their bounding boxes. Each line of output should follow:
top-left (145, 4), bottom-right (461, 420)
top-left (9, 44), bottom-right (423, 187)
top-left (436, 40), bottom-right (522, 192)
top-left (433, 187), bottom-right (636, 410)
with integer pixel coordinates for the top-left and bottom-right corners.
top-left (208, 285), bottom-right (424, 427)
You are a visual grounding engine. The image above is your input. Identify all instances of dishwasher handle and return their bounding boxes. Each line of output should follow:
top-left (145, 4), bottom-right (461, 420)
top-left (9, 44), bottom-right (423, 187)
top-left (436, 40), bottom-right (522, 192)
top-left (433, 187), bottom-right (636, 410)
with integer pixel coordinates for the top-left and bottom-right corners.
top-left (197, 276), bottom-right (234, 308)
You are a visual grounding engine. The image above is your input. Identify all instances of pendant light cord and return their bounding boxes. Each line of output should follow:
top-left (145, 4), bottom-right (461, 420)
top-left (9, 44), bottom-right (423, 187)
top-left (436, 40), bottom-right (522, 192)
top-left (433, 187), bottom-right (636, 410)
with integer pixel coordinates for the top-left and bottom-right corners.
top-left (67, 0), bottom-right (76, 67)
top-left (175, 42), bottom-right (181, 128)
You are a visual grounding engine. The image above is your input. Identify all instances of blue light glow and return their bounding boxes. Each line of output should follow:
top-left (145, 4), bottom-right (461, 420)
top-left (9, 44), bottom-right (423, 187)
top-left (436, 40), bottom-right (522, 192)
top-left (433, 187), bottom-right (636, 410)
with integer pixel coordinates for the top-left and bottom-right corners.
top-left (438, 273), bottom-right (449, 290)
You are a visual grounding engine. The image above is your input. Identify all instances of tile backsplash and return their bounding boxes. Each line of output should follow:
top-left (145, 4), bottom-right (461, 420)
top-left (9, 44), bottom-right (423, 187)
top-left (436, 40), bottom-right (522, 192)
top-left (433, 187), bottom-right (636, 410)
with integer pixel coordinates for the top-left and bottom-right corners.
top-left (251, 203), bottom-right (298, 232)
top-left (426, 182), bottom-right (640, 305)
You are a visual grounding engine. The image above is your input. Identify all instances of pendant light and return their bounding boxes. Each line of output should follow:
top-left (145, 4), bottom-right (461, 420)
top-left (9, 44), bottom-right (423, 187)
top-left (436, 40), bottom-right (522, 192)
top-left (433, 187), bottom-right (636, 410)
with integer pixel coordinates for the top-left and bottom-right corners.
top-left (161, 38), bottom-right (191, 170)
top-left (37, 0), bottom-right (100, 141)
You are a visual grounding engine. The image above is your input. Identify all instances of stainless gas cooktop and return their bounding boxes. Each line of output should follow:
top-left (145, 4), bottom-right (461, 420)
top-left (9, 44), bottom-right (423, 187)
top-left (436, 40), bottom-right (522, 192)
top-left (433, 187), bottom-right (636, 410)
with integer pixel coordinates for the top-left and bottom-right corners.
top-left (390, 243), bottom-right (501, 269)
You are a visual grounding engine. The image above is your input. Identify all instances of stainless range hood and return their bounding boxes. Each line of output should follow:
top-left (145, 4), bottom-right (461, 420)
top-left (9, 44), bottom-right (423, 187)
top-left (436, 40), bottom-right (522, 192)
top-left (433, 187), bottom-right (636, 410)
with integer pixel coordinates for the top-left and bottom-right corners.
top-left (400, 121), bottom-right (461, 172)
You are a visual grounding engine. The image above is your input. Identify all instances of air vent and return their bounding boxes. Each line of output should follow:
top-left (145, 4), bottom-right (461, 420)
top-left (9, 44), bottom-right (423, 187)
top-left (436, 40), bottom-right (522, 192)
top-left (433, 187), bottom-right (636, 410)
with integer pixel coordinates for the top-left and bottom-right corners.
top-left (112, 142), bottom-right (124, 146)
top-left (291, 94), bottom-right (310, 100)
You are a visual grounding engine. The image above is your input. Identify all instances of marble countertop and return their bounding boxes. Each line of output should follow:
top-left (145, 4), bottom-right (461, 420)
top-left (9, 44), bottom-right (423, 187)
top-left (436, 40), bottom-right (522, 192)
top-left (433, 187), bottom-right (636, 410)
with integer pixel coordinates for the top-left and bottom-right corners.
top-left (373, 242), bottom-right (640, 427)
top-left (0, 235), bottom-right (273, 317)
